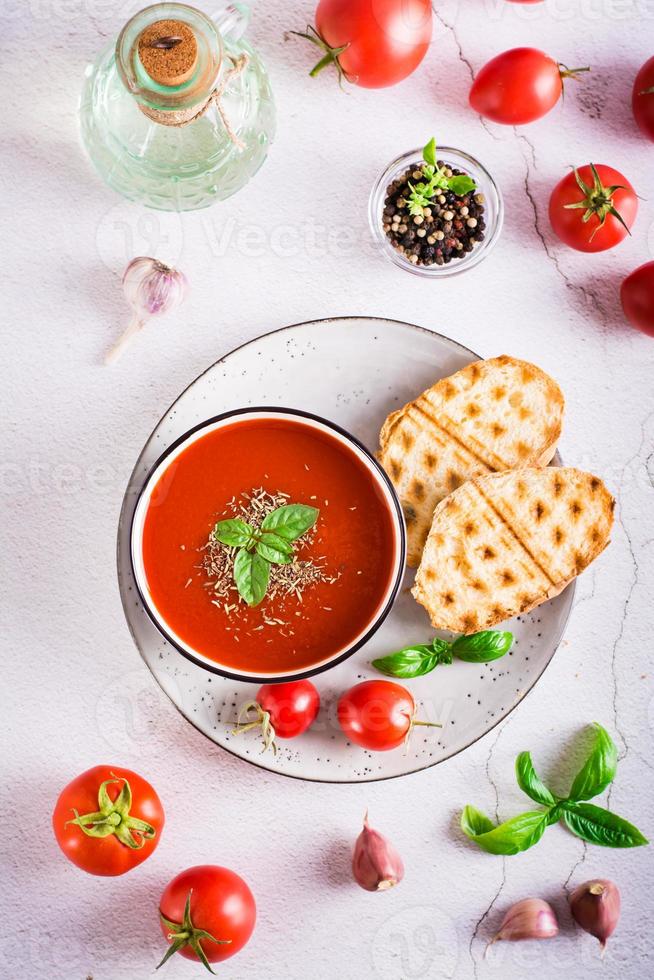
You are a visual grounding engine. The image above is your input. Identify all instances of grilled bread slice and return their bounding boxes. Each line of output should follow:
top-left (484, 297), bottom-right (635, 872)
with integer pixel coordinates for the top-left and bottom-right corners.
top-left (379, 356), bottom-right (564, 566)
top-left (412, 468), bottom-right (614, 633)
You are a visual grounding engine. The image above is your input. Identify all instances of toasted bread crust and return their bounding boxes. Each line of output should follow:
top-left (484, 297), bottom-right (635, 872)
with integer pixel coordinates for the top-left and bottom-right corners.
top-left (379, 356), bottom-right (564, 566)
top-left (412, 468), bottom-right (614, 633)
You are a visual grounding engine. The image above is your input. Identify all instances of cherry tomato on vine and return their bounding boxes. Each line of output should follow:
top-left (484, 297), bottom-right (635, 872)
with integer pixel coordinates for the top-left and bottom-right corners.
top-left (337, 679), bottom-right (439, 751)
top-left (158, 865), bottom-right (256, 972)
top-left (292, 0), bottom-right (433, 89)
top-left (52, 765), bottom-right (163, 876)
top-left (621, 263), bottom-right (654, 338)
top-left (231, 680), bottom-right (320, 752)
top-left (549, 163), bottom-right (637, 253)
top-left (633, 56), bottom-right (654, 141)
top-left (469, 48), bottom-right (589, 124)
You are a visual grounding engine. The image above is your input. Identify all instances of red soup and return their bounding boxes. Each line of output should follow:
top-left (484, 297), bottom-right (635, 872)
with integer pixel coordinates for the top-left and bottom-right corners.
top-left (139, 416), bottom-right (400, 675)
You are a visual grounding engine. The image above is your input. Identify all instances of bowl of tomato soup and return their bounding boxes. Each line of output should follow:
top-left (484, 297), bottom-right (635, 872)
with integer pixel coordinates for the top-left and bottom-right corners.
top-left (130, 408), bottom-right (406, 682)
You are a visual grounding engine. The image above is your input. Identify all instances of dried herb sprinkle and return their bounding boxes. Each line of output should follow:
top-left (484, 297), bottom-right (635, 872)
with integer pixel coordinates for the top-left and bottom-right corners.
top-left (196, 488), bottom-right (339, 637)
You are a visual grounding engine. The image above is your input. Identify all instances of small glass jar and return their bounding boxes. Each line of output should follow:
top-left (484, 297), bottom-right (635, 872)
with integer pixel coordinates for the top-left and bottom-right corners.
top-left (369, 146), bottom-right (503, 278)
top-left (80, 3), bottom-right (275, 212)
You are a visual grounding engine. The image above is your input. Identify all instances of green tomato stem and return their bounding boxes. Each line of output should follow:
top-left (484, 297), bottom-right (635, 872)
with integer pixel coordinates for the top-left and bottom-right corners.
top-left (559, 64), bottom-right (591, 81)
top-left (288, 26), bottom-right (350, 86)
top-left (65, 774), bottom-right (156, 849)
top-left (157, 891), bottom-right (230, 974)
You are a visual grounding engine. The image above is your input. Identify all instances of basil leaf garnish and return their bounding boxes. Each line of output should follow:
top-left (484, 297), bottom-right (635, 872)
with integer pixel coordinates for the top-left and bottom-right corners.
top-left (213, 518), bottom-right (254, 548)
top-left (461, 722), bottom-right (647, 856)
top-left (372, 637), bottom-right (453, 678)
top-left (255, 531), bottom-right (293, 565)
top-left (460, 807), bottom-right (550, 855)
top-left (546, 802), bottom-right (564, 825)
top-left (515, 752), bottom-right (556, 807)
top-left (561, 802), bottom-right (648, 848)
top-left (371, 631), bottom-right (515, 679)
top-left (212, 499), bottom-right (320, 606)
top-left (451, 630), bottom-right (513, 662)
top-left (233, 549), bottom-right (269, 607)
top-left (423, 136), bottom-right (437, 169)
top-left (568, 722), bottom-right (618, 802)
top-left (261, 504), bottom-right (319, 542)
top-left (432, 637), bottom-right (454, 664)
top-left (448, 174), bottom-right (476, 196)
top-left (460, 805), bottom-right (494, 836)
top-left (372, 644), bottom-right (444, 679)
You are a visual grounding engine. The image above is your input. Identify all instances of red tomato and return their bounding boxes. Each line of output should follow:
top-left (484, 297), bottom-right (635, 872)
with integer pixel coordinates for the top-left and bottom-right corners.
top-left (258, 680), bottom-right (320, 738)
top-left (633, 56), bottom-right (654, 141)
top-left (52, 765), bottom-right (163, 876)
top-left (621, 262), bottom-right (654, 337)
top-left (549, 164), bottom-right (637, 252)
top-left (338, 679), bottom-right (437, 751)
top-left (158, 866), bottom-right (256, 970)
top-left (233, 680), bottom-right (320, 752)
top-left (295, 0), bottom-right (433, 88)
top-left (469, 48), bottom-right (589, 124)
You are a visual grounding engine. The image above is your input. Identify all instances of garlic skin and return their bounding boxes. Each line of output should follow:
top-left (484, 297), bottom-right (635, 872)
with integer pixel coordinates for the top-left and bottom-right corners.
top-left (105, 257), bottom-right (188, 364)
top-left (352, 812), bottom-right (404, 892)
top-left (489, 898), bottom-right (559, 948)
top-left (570, 879), bottom-right (620, 954)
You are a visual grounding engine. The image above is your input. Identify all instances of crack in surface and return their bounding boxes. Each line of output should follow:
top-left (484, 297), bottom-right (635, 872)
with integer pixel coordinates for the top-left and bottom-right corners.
top-left (468, 722), bottom-right (508, 977)
top-left (470, 869), bottom-right (506, 978)
top-left (432, 7), bottom-right (501, 143)
top-left (608, 509), bottom-right (638, 772)
top-left (516, 140), bottom-right (607, 322)
top-left (433, 7), bottom-right (474, 80)
top-left (646, 448), bottom-right (654, 491)
top-left (573, 569), bottom-right (596, 611)
top-left (606, 412), bottom-right (654, 793)
top-left (515, 130), bottom-right (537, 170)
top-left (562, 841), bottom-right (588, 896)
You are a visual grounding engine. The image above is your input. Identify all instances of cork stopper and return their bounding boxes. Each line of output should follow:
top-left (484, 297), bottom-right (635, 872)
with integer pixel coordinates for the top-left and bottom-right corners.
top-left (137, 19), bottom-right (198, 87)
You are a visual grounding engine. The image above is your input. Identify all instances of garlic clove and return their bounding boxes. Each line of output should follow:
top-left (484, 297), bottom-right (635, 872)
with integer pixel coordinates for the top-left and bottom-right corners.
top-left (352, 812), bottom-right (404, 892)
top-left (488, 898), bottom-right (559, 951)
top-left (105, 256), bottom-right (188, 364)
top-left (569, 879), bottom-right (620, 955)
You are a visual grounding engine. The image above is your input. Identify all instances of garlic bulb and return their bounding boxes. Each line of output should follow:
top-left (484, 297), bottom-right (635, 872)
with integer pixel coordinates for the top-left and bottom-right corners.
top-left (488, 898), bottom-right (559, 950)
top-left (569, 879), bottom-right (620, 954)
top-left (352, 812), bottom-right (404, 892)
top-left (105, 257), bottom-right (188, 364)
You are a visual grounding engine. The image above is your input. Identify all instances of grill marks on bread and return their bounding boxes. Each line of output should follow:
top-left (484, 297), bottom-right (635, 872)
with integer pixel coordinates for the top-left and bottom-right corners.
top-left (379, 356), bottom-right (564, 566)
top-left (412, 468), bottom-right (614, 633)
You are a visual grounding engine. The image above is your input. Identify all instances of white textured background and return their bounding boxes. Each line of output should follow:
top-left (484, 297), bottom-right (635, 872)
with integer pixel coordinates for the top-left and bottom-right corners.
top-left (2, 1), bottom-right (654, 977)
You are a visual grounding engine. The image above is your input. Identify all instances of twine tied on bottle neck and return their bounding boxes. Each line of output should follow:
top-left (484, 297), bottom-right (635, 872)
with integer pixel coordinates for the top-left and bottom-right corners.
top-left (137, 53), bottom-right (249, 148)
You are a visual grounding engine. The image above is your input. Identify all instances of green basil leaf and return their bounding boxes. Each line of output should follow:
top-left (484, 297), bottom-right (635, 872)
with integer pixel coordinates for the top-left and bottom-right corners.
top-left (568, 722), bottom-right (618, 802)
top-left (461, 806), bottom-right (550, 855)
top-left (423, 136), bottom-right (437, 168)
top-left (213, 518), bottom-right (254, 548)
top-left (431, 637), bottom-right (453, 664)
top-left (451, 630), bottom-right (513, 663)
top-left (561, 802), bottom-right (648, 848)
top-left (547, 802), bottom-right (564, 825)
top-left (261, 504), bottom-right (319, 541)
top-left (447, 174), bottom-right (476, 196)
top-left (515, 752), bottom-right (556, 807)
top-left (372, 643), bottom-right (448, 679)
top-left (460, 805), bottom-right (495, 836)
top-left (255, 531), bottom-right (293, 565)
top-left (233, 549), bottom-right (269, 606)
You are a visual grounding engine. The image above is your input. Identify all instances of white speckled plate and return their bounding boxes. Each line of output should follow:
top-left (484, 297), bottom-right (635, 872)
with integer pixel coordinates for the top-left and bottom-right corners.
top-left (117, 317), bottom-right (574, 782)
